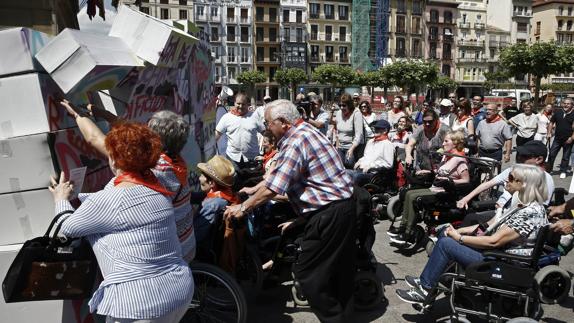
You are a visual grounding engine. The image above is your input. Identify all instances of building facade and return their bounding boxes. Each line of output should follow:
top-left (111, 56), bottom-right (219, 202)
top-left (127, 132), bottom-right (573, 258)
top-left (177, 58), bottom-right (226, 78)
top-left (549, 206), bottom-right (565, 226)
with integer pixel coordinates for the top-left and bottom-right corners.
top-left (280, 0), bottom-right (308, 72)
top-left (387, 0), bottom-right (425, 60)
top-left (532, 0), bottom-right (574, 85)
top-left (487, 0), bottom-right (532, 44)
top-left (425, 0), bottom-right (458, 79)
top-left (455, 0), bottom-right (488, 97)
top-left (253, 0), bottom-right (281, 99)
top-left (307, 0), bottom-right (352, 71)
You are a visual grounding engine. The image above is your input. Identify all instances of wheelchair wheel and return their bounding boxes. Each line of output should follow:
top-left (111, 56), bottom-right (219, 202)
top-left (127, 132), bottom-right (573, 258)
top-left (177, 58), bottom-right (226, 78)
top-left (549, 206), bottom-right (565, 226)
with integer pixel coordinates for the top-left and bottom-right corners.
top-left (386, 195), bottom-right (402, 221)
top-left (535, 265), bottom-right (571, 304)
top-left (182, 262), bottom-right (248, 323)
top-left (236, 244), bottom-right (264, 297)
top-left (354, 270), bottom-right (384, 311)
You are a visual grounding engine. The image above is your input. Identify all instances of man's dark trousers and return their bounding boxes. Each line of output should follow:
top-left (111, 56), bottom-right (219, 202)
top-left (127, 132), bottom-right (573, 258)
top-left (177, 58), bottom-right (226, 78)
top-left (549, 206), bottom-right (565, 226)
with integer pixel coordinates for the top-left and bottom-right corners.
top-left (546, 139), bottom-right (574, 173)
top-left (293, 198), bottom-right (357, 323)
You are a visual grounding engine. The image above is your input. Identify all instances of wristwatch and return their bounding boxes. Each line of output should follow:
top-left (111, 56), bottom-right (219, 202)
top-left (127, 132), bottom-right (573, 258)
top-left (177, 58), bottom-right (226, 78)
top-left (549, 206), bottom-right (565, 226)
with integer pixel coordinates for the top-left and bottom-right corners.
top-left (458, 235), bottom-right (464, 245)
top-left (240, 203), bottom-right (247, 213)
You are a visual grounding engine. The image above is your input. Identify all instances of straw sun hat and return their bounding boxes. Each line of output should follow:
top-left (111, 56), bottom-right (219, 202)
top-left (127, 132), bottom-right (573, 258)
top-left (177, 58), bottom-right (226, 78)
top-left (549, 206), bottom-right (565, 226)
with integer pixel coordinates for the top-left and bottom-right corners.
top-left (197, 155), bottom-right (236, 187)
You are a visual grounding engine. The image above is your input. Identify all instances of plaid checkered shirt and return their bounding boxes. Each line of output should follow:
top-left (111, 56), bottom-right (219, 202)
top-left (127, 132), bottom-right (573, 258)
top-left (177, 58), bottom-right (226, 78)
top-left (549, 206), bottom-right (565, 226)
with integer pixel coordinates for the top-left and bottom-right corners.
top-left (265, 120), bottom-right (353, 215)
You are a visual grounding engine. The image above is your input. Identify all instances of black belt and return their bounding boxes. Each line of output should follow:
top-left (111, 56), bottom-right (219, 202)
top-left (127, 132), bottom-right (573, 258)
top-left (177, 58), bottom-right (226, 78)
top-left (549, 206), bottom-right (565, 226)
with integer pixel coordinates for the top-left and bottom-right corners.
top-left (304, 198), bottom-right (350, 219)
top-left (479, 147), bottom-right (501, 153)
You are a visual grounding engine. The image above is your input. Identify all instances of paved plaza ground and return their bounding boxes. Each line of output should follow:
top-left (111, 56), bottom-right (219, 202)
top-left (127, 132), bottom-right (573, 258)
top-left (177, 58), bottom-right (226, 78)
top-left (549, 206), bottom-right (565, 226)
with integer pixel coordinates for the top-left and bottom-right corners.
top-left (249, 152), bottom-right (574, 322)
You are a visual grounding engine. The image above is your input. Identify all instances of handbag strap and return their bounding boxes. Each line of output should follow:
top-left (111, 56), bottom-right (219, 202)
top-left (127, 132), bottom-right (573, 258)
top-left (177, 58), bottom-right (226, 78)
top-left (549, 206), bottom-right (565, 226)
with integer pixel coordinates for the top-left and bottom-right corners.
top-left (44, 210), bottom-right (74, 237)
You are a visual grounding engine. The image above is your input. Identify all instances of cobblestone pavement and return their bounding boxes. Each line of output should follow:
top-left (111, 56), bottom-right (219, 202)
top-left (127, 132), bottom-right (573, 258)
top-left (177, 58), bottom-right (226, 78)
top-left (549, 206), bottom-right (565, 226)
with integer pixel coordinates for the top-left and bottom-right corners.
top-left (249, 154), bottom-right (574, 322)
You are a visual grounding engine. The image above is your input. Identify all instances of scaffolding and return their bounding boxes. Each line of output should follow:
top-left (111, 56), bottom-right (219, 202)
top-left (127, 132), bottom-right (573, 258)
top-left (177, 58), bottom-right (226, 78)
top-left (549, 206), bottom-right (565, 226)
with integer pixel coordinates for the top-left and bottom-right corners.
top-left (352, 0), bottom-right (390, 72)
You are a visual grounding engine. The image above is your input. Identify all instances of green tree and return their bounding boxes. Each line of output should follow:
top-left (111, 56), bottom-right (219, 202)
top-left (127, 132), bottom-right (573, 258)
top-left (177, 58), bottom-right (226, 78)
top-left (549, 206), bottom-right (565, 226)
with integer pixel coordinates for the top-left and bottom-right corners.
top-left (384, 61), bottom-right (439, 104)
top-left (355, 69), bottom-right (393, 101)
top-left (274, 68), bottom-right (308, 101)
top-left (236, 70), bottom-right (267, 104)
top-left (499, 42), bottom-right (573, 107)
top-left (483, 69), bottom-right (512, 92)
top-left (312, 65), bottom-right (356, 100)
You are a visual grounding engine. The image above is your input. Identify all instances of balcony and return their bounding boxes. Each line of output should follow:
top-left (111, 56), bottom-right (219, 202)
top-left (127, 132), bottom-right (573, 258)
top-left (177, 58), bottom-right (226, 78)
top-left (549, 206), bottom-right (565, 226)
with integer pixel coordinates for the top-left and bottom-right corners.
top-left (209, 15), bottom-right (221, 22)
top-left (442, 54), bottom-right (452, 60)
top-left (552, 77), bottom-right (574, 84)
top-left (474, 22), bottom-right (485, 29)
top-left (240, 16), bottom-right (251, 24)
top-left (486, 57), bottom-right (498, 63)
top-left (309, 13), bottom-right (319, 19)
top-left (457, 57), bottom-right (487, 63)
top-left (310, 55), bottom-right (320, 63)
top-left (489, 40), bottom-right (499, 48)
top-left (459, 22), bottom-right (470, 29)
top-left (340, 56), bottom-right (349, 63)
top-left (240, 34), bottom-right (250, 43)
top-left (513, 11), bottom-right (532, 18)
top-left (428, 34), bottom-right (439, 41)
top-left (227, 35), bottom-right (236, 42)
top-left (458, 40), bottom-right (485, 47)
top-left (227, 16), bottom-right (236, 23)
top-left (443, 35), bottom-right (454, 42)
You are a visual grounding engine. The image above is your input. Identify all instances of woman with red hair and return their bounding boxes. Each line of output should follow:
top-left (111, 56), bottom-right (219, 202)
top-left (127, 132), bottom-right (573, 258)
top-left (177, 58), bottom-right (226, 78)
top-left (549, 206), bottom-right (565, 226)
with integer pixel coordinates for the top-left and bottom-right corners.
top-left (49, 122), bottom-right (193, 322)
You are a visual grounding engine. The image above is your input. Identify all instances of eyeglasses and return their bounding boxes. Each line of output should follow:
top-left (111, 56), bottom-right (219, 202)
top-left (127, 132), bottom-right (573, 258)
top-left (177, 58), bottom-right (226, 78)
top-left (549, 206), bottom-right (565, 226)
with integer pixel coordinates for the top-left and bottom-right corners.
top-left (508, 173), bottom-right (519, 183)
top-left (423, 120), bottom-right (434, 125)
top-left (360, 105), bottom-right (368, 108)
top-left (340, 103), bottom-right (348, 107)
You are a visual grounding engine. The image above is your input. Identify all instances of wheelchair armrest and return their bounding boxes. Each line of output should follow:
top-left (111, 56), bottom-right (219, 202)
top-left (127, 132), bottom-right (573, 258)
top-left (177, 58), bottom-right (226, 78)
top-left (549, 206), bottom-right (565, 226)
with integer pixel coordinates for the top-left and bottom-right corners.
top-left (482, 250), bottom-right (534, 265)
top-left (470, 200), bottom-right (497, 211)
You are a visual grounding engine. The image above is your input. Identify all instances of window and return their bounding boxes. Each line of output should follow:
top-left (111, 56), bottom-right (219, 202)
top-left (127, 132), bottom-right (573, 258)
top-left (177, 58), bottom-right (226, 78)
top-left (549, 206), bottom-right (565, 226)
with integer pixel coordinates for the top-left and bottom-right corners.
top-left (535, 21), bottom-right (541, 34)
top-left (325, 26), bottom-right (332, 41)
top-left (196, 6), bottom-right (204, 17)
top-left (179, 10), bottom-right (187, 20)
top-left (339, 26), bottom-right (346, 42)
top-left (241, 27), bottom-right (249, 42)
top-left (211, 46), bottom-right (220, 59)
top-left (339, 46), bottom-right (348, 62)
top-left (397, 0), bottom-right (406, 13)
top-left (325, 5), bottom-right (334, 19)
top-left (412, 17), bottom-right (421, 34)
top-left (257, 47), bottom-right (264, 61)
top-left (211, 27), bottom-right (219, 41)
top-left (444, 11), bottom-right (453, 24)
top-left (326, 46), bottom-right (334, 62)
top-left (140, 6), bottom-right (149, 14)
top-left (284, 27), bottom-right (291, 42)
top-left (296, 10), bottom-right (303, 23)
top-left (160, 8), bottom-right (169, 19)
top-left (442, 64), bottom-right (450, 76)
top-left (296, 28), bottom-right (303, 42)
top-left (256, 7), bottom-right (264, 21)
top-left (396, 38), bottom-right (406, 57)
top-left (396, 15), bottom-right (406, 33)
top-left (311, 25), bottom-right (318, 40)
top-left (228, 47), bottom-right (236, 63)
top-left (311, 45), bottom-right (320, 61)
top-left (228, 67), bottom-right (236, 81)
top-left (412, 0), bottom-right (422, 15)
top-left (215, 67), bottom-right (221, 82)
top-left (269, 47), bottom-right (278, 62)
top-left (283, 10), bottom-right (290, 22)
top-left (339, 6), bottom-right (349, 20)
top-left (179, 0), bottom-right (187, 5)
top-left (462, 13), bottom-right (467, 23)
top-left (443, 43), bottom-right (451, 59)
top-left (430, 10), bottom-right (439, 23)
top-left (559, 6), bottom-right (564, 16)
top-left (210, 7), bottom-right (218, 17)
top-left (559, 20), bottom-right (564, 30)
top-left (160, 0), bottom-right (167, 4)
top-left (568, 20), bottom-right (573, 31)
top-left (256, 27), bottom-right (264, 41)
top-left (569, 7), bottom-right (573, 16)
top-left (269, 8), bottom-right (277, 22)
top-left (310, 3), bottom-right (320, 18)
top-left (429, 42), bottom-right (437, 58)
top-left (517, 22), bottom-right (528, 33)
top-left (269, 28), bottom-right (277, 42)
top-left (490, 48), bottom-right (495, 58)
top-left (412, 39), bottom-right (421, 57)
top-left (241, 9), bottom-right (248, 22)
top-left (429, 26), bottom-right (438, 40)
top-left (269, 67), bottom-right (277, 80)
top-left (227, 26), bottom-right (236, 42)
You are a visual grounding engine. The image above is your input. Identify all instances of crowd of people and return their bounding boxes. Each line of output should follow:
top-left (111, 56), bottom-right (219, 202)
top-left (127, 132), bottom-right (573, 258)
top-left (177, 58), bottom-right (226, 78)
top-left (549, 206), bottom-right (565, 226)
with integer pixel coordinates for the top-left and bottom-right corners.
top-left (43, 89), bottom-right (574, 323)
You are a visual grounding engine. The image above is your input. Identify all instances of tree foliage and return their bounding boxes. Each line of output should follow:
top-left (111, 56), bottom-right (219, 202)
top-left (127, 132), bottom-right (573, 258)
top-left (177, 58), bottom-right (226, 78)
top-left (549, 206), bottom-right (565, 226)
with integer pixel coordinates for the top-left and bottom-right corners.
top-left (274, 68), bottom-right (308, 87)
top-left (429, 75), bottom-right (459, 91)
top-left (383, 61), bottom-right (439, 92)
top-left (311, 65), bottom-right (356, 87)
top-left (237, 70), bottom-right (267, 86)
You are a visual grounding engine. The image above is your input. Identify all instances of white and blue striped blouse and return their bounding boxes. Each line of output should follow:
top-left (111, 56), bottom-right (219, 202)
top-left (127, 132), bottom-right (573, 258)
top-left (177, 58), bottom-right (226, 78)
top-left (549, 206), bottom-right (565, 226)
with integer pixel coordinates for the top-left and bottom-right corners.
top-left (55, 179), bottom-right (194, 319)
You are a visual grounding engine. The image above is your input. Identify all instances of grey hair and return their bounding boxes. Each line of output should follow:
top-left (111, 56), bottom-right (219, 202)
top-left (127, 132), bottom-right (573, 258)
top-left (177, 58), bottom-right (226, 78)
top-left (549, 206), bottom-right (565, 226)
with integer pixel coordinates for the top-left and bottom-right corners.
top-left (267, 99), bottom-right (301, 124)
top-left (148, 110), bottom-right (190, 157)
top-left (311, 95), bottom-right (323, 104)
top-left (511, 164), bottom-right (548, 205)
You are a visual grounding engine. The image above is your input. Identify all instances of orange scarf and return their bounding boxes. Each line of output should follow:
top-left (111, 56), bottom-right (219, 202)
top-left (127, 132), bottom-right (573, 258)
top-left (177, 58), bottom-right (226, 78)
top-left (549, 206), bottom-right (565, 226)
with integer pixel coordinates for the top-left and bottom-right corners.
top-left (160, 153), bottom-right (188, 187)
top-left (392, 108), bottom-right (401, 114)
top-left (471, 107), bottom-right (481, 116)
top-left (445, 148), bottom-right (465, 161)
top-left (114, 171), bottom-right (173, 196)
top-left (486, 114), bottom-right (502, 123)
top-left (262, 150), bottom-right (277, 168)
top-left (206, 188), bottom-right (240, 205)
top-left (373, 134), bottom-right (389, 142)
top-left (543, 110), bottom-right (552, 117)
top-left (395, 130), bottom-right (407, 141)
top-left (230, 107), bottom-right (244, 116)
top-left (457, 115), bottom-right (470, 123)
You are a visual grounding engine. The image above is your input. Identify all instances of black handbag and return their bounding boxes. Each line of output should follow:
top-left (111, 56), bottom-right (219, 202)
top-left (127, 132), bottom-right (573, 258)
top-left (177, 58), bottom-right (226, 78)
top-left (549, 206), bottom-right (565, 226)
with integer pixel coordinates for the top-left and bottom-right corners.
top-left (2, 210), bottom-right (98, 303)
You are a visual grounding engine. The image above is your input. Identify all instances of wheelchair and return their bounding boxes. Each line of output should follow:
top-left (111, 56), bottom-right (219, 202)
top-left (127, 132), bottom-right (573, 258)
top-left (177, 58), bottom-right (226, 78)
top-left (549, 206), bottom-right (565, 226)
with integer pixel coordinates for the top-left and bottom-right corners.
top-left (415, 225), bottom-right (571, 322)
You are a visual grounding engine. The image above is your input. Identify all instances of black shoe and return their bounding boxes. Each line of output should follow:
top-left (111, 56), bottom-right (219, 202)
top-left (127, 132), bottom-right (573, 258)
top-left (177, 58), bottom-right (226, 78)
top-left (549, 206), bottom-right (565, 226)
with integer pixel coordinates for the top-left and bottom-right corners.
top-left (387, 226), bottom-right (405, 237)
top-left (390, 232), bottom-right (417, 248)
top-left (405, 275), bottom-right (422, 289)
top-left (396, 285), bottom-right (429, 304)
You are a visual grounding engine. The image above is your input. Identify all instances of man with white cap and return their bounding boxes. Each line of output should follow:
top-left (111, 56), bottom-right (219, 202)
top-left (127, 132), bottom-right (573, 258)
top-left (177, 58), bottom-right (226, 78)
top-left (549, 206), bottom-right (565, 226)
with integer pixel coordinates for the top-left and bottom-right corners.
top-left (353, 92), bottom-right (361, 108)
top-left (438, 98), bottom-right (456, 128)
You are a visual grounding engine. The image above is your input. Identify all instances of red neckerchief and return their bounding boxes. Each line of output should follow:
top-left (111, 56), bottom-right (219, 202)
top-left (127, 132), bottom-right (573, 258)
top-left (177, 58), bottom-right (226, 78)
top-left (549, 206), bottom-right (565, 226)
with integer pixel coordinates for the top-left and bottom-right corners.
top-left (486, 114), bottom-right (502, 123)
top-left (392, 108), bottom-right (401, 114)
top-left (114, 171), bottom-right (174, 196)
top-left (262, 149), bottom-right (277, 168)
top-left (361, 111), bottom-right (371, 117)
top-left (342, 110), bottom-right (352, 119)
top-left (395, 130), bottom-right (407, 141)
top-left (445, 148), bottom-right (465, 161)
top-left (230, 107), bottom-right (245, 116)
top-left (471, 107), bottom-right (481, 116)
top-left (160, 153), bottom-right (188, 187)
top-left (424, 119), bottom-right (441, 136)
top-left (373, 134), bottom-right (389, 142)
top-left (206, 188), bottom-right (240, 204)
top-left (458, 115), bottom-right (470, 123)
top-left (543, 110), bottom-right (552, 117)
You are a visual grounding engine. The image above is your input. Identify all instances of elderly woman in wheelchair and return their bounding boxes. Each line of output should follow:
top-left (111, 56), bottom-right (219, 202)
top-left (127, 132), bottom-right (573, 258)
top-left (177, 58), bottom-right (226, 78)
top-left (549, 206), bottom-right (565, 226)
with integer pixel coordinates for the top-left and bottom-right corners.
top-left (396, 164), bottom-right (550, 316)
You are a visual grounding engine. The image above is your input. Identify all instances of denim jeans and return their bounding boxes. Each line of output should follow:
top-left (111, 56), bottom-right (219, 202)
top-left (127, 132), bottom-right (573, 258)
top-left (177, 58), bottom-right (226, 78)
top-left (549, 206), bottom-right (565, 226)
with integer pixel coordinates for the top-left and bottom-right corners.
top-left (419, 233), bottom-right (484, 290)
top-left (346, 170), bottom-right (374, 187)
top-left (547, 139), bottom-right (574, 173)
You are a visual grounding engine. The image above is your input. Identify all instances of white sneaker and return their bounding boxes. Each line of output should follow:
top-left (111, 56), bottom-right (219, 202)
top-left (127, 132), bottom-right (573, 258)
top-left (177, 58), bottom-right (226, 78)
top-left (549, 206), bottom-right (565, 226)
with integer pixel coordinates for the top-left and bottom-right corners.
top-left (560, 172), bottom-right (567, 179)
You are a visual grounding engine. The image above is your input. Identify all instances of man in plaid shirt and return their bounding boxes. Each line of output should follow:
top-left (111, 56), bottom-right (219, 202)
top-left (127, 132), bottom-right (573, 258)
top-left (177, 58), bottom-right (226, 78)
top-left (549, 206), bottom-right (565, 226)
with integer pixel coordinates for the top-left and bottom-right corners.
top-left (225, 99), bottom-right (356, 322)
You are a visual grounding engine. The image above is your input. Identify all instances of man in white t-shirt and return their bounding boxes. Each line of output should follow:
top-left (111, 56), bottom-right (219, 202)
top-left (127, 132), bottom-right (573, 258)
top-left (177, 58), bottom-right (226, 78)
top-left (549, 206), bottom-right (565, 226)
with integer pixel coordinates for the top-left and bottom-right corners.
top-left (215, 93), bottom-right (265, 167)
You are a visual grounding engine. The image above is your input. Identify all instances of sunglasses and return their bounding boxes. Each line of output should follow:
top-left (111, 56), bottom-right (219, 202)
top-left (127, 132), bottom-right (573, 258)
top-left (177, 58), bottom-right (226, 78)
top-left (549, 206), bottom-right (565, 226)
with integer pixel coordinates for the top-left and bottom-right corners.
top-left (340, 103), bottom-right (348, 107)
top-left (360, 105), bottom-right (368, 108)
top-left (423, 120), bottom-right (434, 125)
top-left (449, 96), bottom-right (456, 99)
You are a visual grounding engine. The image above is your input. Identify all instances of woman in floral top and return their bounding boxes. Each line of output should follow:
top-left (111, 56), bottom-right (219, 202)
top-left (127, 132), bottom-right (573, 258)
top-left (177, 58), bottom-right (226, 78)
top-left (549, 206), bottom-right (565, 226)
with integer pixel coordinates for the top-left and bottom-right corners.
top-left (395, 164), bottom-right (548, 305)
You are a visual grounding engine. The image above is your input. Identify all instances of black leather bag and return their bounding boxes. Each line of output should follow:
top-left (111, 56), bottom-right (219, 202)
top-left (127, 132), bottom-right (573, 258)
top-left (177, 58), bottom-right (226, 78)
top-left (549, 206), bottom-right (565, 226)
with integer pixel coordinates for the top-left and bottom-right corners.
top-left (2, 210), bottom-right (98, 303)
